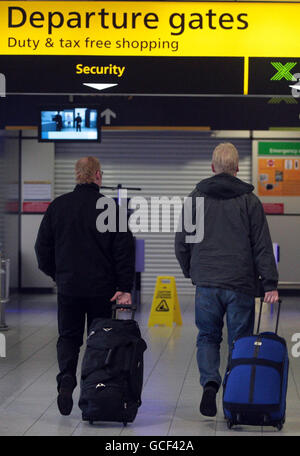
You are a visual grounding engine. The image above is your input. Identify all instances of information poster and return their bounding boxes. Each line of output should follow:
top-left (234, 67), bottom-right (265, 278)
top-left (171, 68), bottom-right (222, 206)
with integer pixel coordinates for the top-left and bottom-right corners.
top-left (258, 142), bottom-right (300, 197)
top-left (22, 180), bottom-right (52, 212)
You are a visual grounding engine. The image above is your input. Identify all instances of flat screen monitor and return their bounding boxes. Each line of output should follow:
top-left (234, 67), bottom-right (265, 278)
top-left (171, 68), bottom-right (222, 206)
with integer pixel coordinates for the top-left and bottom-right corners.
top-left (38, 106), bottom-right (101, 142)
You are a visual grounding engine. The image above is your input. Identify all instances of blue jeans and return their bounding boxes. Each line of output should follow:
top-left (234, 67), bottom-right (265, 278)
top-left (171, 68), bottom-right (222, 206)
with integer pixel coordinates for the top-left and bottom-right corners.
top-left (195, 286), bottom-right (255, 388)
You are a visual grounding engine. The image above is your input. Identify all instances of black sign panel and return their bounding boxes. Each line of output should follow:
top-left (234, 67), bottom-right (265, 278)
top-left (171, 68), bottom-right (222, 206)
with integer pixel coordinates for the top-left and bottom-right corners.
top-left (248, 57), bottom-right (300, 96)
top-left (0, 55), bottom-right (244, 95)
top-left (1, 94), bottom-right (300, 131)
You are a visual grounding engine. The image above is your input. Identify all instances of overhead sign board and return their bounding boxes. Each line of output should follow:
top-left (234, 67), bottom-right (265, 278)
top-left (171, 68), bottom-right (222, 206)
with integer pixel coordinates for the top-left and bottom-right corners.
top-left (0, 2), bottom-right (300, 95)
top-left (1, 1), bottom-right (300, 57)
top-left (0, 55), bottom-right (244, 95)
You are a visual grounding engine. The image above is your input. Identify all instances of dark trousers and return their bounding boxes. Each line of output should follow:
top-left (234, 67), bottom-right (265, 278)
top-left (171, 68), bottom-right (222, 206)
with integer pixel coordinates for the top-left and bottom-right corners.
top-left (56, 291), bottom-right (114, 390)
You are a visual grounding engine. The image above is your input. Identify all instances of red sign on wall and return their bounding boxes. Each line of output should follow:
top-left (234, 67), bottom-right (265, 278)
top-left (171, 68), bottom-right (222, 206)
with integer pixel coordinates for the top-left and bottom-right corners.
top-left (262, 203), bottom-right (284, 214)
top-left (23, 201), bottom-right (50, 213)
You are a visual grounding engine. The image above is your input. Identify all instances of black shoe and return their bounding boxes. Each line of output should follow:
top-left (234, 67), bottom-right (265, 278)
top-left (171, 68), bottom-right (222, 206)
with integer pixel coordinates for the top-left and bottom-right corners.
top-left (200, 382), bottom-right (218, 417)
top-left (57, 375), bottom-right (75, 416)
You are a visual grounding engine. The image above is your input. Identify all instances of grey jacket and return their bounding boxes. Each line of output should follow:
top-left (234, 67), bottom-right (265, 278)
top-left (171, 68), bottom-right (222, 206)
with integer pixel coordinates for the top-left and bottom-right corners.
top-left (175, 173), bottom-right (278, 296)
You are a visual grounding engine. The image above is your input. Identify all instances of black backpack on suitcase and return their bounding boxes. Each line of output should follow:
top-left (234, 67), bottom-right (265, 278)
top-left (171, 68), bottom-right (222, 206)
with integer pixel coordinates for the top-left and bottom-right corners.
top-left (78, 305), bottom-right (147, 426)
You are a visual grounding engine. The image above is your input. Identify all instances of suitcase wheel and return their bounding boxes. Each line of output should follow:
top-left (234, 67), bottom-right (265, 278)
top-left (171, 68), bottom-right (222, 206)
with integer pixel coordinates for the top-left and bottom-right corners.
top-left (89, 421), bottom-right (93, 425)
top-left (275, 422), bottom-right (283, 431)
top-left (123, 422), bottom-right (127, 427)
top-left (227, 420), bottom-right (233, 429)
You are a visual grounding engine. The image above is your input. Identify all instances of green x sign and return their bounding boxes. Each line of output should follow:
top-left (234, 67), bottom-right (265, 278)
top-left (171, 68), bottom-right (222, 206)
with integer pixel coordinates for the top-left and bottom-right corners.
top-left (268, 97), bottom-right (298, 104)
top-left (270, 62), bottom-right (297, 81)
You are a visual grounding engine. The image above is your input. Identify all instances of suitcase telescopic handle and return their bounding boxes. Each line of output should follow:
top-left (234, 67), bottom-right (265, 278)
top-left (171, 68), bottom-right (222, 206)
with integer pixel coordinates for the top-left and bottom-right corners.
top-left (112, 304), bottom-right (137, 320)
top-left (256, 298), bottom-right (282, 335)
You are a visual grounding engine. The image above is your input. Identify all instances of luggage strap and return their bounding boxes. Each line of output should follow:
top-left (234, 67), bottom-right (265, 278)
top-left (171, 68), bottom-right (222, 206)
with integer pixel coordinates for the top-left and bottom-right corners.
top-left (103, 340), bottom-right (134, 370)
top-left (229, 357), bottom-right (283, 373)
top-left (223, 402), bottom-right (280, 413)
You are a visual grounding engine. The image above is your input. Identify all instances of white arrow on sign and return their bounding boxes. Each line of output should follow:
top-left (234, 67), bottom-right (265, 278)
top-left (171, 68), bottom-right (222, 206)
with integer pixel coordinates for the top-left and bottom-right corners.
top-left (83, 83), bottom-right (118, 91)
top-left (289, 73), bottom-right (300, 98)
top-left (289, 83), bottom-right (300, 90)
top-left (101, 108), bottom-right (117, 125)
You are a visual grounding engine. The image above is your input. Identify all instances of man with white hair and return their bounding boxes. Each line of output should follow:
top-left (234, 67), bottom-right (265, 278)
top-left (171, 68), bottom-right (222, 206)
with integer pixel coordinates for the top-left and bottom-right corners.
top-left (35, 156), bottom-right (135, 416)
top-left (175, 143), bottom-right (278, 418)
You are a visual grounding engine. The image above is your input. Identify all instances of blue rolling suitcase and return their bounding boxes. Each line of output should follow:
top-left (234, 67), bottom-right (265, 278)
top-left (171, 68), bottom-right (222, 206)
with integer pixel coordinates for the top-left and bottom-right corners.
top-left (223, 298), bottom-right (289, 430)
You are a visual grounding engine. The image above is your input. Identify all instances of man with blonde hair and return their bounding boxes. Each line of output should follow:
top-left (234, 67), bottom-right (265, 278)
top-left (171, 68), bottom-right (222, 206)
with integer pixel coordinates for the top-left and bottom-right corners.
top-left (175, 142), bottom-right (278, 418)
top-left (212, 142), bottom-right (239, 175)
top-left (35, 156), bottom-right (135, 416)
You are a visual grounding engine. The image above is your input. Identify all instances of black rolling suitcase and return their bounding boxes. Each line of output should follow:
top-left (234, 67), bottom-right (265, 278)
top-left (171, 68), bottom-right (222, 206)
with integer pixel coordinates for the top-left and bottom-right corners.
top-left (78, 304), bottom-right (147, 426)
top-left (223, 298), bottom-right (289, 430)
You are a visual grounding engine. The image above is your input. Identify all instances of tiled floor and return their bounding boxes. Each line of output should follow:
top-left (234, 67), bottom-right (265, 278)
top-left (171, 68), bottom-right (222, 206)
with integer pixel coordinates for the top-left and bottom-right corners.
top-left (0, 292), bottom-right (299, 436)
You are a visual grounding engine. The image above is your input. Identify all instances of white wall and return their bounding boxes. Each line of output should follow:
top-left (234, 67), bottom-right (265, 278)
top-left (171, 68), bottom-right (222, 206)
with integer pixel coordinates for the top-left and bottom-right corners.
top-left (20, 134), bottom-right (55, 288)
top-left (1, 132), bottom-right (19, 288)
top-left (252, 131), bottom-right (300, 288)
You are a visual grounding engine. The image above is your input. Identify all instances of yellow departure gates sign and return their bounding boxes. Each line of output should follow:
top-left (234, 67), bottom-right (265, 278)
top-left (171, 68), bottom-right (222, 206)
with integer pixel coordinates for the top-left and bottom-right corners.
top-left (0, 1), bottom-right (300, 58)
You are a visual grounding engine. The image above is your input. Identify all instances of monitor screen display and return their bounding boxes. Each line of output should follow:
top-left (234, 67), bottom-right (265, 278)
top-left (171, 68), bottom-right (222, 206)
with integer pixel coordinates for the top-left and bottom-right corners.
top-left (39, 106), bottom-right (100, 142)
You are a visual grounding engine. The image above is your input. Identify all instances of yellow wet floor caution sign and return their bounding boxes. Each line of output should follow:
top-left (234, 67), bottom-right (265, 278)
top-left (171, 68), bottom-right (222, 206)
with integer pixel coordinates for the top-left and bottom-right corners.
top-left (148, 276), bottom-right (182, 327)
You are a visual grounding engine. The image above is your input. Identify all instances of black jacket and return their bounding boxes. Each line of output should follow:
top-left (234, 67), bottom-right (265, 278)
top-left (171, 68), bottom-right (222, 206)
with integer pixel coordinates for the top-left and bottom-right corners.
top-left (35, 183), bottom-right (135, 297)
top-left (175, 173), bottom-right (278, 296)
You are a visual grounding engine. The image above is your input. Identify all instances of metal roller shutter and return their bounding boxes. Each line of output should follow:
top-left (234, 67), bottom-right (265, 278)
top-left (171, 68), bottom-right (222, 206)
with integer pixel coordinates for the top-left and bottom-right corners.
top-left (55, 131), bottom-right (251, 296)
